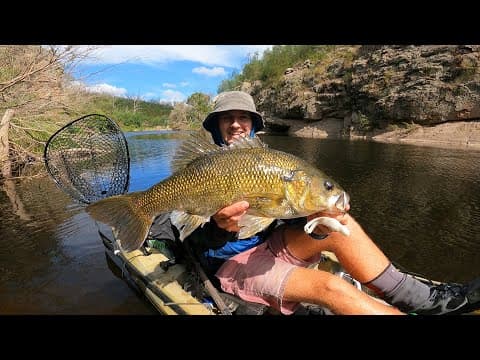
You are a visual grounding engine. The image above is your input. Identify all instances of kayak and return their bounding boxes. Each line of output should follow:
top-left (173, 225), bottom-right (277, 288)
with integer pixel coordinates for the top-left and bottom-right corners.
top-left (99, 224), bottom-right (369, 315)
top-left (44, 115), bottom-right (479, 316)
top-left (100, 223), bottom-right (480, 316)
top-left (99, 223), bottom-right (478, 316)
top-left (42, 115), bottom-right (375, 315)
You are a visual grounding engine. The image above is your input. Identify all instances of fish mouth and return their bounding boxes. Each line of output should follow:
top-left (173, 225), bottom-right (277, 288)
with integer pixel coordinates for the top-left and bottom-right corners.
top-left (335, 191), bottom-right (350, 213)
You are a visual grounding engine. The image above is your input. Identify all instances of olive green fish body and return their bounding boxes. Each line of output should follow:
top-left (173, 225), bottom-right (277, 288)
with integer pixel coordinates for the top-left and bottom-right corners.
top-left (141, 147), bottom-right (310, 216)
top-left (86, 134), bottom-right (347, 252)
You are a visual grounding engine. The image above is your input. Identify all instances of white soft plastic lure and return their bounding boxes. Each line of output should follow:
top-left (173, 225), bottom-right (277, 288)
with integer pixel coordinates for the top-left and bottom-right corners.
top-left (304, 216), bottom-right (350, 237)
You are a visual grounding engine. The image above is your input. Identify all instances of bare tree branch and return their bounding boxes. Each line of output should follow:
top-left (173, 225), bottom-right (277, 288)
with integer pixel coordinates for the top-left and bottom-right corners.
top-left (0, 45), bottom-right (99, 177)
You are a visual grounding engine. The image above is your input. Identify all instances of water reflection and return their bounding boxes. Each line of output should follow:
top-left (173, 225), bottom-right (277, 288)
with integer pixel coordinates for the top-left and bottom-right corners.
top-left (262, 135), bottom-right (480, 282)
top-left (0, 164), bottom-right (155, 314)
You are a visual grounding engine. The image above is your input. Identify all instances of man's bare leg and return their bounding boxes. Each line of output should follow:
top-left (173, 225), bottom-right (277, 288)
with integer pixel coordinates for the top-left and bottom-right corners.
top-left (283, 266), bottom-right (403, 315)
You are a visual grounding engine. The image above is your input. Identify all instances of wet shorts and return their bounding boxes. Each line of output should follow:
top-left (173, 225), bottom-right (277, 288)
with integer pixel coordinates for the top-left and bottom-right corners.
top-left (215, 225), bottom-right (323, 314)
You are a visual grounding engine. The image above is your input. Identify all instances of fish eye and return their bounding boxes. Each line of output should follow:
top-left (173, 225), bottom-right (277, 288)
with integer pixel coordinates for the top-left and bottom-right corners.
top-left (324, 180), bottom-right (334, 191)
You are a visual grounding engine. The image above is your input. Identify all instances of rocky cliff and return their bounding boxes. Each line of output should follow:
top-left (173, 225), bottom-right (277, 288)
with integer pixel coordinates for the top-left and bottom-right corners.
top-left (242, 45), bottom-right (480, 150)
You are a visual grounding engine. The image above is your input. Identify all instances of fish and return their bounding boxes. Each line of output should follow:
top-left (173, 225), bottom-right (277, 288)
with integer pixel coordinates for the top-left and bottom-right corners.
top-left (86, 133), bottom-right (350, 252)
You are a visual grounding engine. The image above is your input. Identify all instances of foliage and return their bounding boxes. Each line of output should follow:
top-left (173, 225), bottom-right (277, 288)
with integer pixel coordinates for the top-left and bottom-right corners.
top-left (81, 94), bottom-right (173, 131)
top-left (356, 112), bottom-right (373, 131)
top-left (168, 92), bottom-right (213, 130)
top-left (169, 103), bottom-right (191, 130)
top-left (0, 45), bottom-right (175, 177)
top-left (0, 45), bottom-right (96, 175)
top-left (218, 45), bottom-right (336, 91)
top-left (218, 69), bottom-right (242, 93)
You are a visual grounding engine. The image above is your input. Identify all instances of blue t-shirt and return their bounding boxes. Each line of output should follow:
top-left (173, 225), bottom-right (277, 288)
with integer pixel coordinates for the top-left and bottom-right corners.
top-left (204, 235), bottom-right (264, 260)
top-left (203, 218), bottom-right (306, 261)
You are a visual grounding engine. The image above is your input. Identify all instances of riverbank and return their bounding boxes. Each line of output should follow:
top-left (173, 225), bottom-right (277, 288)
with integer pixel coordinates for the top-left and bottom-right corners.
top-left (269, 119), bottom-right (480, 152)
top-left (367, 121), bottom-right (480, 151)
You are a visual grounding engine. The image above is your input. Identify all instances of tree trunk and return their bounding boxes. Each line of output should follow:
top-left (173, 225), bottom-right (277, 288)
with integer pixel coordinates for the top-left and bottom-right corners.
top-left (0, 109), bottom-right (14, 178)
top-left (3, 179), bottom-right (31, 220)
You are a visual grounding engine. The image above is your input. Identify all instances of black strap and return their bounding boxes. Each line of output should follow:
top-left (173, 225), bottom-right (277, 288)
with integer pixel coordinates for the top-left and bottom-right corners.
top-left (308, 232), bottom-right (329, 240)
top-left (182, 241), bottom-right (233, 315)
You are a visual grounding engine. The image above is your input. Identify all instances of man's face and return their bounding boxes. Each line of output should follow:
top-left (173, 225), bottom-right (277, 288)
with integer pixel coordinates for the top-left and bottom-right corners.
top-left (218, 110), bottom-right (253, 145)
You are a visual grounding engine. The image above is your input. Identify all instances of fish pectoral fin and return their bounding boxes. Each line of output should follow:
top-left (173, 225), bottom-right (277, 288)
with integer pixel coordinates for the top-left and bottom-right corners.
top-left (243, 195), bottom-right (283, 209)
top-left (170, 210), bottom-right (209, 241)
top-left (243, 195), bottom-right (297, 218)
top-left (238, 215), bottom-right (275, 239)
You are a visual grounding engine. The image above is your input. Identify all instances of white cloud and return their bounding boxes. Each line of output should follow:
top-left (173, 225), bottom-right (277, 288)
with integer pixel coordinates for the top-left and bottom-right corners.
top-left (68, 80), bottom-right (86, 89)
top-left (192, 66), bottom-right (226, 77)
top-left (159, 89), bottom-right (186, 103)
top-left (162, 82), bottom-right (190, 89)
top-left (85, 83), bottom-right (128, 97)
top-left (78, 45), bottom-right (273, 69)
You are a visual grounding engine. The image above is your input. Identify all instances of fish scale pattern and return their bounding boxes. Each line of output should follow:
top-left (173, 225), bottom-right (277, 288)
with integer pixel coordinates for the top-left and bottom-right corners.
top-left (86, 135), bottom-right (346, 251)
top-left (139, 146), bottom-right (329, 218)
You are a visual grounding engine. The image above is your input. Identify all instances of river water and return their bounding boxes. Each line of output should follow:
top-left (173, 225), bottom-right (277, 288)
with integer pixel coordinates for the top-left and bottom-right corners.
top-left (1, 131), bottom-right (480, 314)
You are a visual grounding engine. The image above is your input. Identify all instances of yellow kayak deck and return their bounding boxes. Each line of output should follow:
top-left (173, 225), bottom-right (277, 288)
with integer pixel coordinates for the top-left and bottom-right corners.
top-left (102, 231), bottom-right (214, 315)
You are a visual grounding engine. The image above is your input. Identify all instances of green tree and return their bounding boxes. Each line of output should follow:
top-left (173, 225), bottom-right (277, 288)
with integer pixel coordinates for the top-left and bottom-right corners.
top-left (218, 45), bottom-right (336, 92)
top-left (168, 92), bottom-right (213, 130)
top-left (168, 102), bottom-right (191, 130)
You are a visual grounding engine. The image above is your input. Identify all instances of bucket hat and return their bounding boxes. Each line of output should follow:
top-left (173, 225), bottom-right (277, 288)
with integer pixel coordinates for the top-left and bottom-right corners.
top-left (202, 91), bottom-right (264, 133)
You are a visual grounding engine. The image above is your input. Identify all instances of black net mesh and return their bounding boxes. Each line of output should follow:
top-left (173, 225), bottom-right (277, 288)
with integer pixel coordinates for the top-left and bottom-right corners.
top-left (44, 114), bottom-right (130, 204)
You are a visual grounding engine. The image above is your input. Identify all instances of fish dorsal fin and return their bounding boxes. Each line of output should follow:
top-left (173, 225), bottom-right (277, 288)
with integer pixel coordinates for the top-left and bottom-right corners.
top-left (171, 133), bottom-right (266, 173)
top-left (227, 135), bottom-right (267, 150)
top-left (171, 132), bottom-right (220, 172)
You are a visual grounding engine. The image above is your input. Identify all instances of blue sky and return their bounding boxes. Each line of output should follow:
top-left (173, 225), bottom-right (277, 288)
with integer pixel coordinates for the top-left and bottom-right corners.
top-left (72, 45), bottom-right (272, 104)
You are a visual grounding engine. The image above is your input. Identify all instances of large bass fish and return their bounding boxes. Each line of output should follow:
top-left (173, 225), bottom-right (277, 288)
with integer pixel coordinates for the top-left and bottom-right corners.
top-left (86, 134), bottom-right (350, 252)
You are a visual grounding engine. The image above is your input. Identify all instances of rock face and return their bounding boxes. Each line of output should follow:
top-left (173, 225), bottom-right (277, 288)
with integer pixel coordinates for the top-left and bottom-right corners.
top-left (247, 45), bottom-right (480, 149)
top-left (351, 45), bottom-right (480, 126)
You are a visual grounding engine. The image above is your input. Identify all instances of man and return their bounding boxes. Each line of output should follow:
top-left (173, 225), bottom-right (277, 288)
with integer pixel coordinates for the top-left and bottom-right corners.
top-left (159, 91), bottom-right (480, 315)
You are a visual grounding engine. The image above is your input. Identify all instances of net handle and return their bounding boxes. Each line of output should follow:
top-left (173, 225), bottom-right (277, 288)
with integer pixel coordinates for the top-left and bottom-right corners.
top-left (43, 114), bottom-right (130, 204)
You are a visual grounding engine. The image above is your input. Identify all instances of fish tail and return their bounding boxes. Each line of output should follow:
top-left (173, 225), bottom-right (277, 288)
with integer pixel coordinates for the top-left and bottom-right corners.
top-left (86, 193), bottom-right (152, 252)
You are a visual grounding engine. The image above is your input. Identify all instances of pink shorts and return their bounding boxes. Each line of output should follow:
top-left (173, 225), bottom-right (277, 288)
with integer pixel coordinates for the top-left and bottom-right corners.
top-left (215, 226), bottom-right (323, 315)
